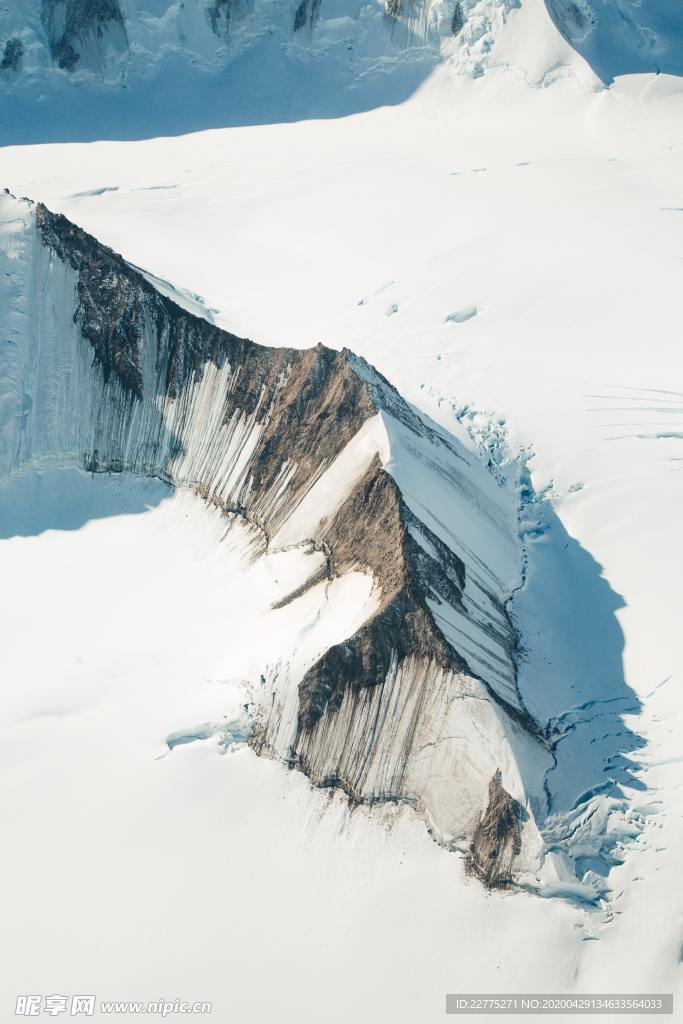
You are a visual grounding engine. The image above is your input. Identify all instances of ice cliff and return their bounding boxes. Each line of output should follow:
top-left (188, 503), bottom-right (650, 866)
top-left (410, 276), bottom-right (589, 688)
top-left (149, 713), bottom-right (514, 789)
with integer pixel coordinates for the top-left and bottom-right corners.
top-left (0, 0), bottom-right (679, 94)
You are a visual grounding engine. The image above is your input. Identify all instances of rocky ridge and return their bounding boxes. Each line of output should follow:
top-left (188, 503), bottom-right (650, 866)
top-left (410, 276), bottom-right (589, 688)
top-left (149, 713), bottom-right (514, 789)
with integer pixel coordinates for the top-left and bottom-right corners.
top-left (1, 190), bottom-right (552, 884)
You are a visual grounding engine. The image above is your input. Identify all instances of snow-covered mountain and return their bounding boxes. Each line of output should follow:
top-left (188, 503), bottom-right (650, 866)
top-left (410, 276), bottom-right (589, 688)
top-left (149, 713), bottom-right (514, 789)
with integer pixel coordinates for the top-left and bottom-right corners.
top-left (1, 0), bottom-right (682, 1014)
top-left (1, 0), bottom-right (680, 82)
top-left (0, 0), bottom-right (549, 83)
top-left (1, 0), bottom-right (682, 145)
top-left (1, 188), bottom-right (561, 887)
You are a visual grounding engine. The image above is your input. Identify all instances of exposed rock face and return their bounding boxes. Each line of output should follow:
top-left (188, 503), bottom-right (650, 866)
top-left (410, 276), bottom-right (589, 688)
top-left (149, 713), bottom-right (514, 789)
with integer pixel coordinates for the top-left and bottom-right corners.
top-left (0, 37), bottom-right (23, 70)
top-left (1, 190), bottom-right (551, 879)
top-left (292, 459), bottom-right (462, 725)
top-left (293, 0), bottom-right (322, 33)
top-left (451, 3), bottom-right (465, 35)
top-left (40, 0), bottom-right (128, 71)
top-left (207, 0), bottom-right (233, 35)
top-left (207, 0), bottom-right (254, 37)
top-left (36, 204), bottom-right (378, 527)
top-left (466, 770), bottom-right (525, 886)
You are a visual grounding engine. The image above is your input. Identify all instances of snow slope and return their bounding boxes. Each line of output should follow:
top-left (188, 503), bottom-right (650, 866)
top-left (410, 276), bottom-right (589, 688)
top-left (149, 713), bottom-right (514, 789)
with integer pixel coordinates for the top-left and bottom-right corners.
top-left (0, 472), bottom-right (588, 1024)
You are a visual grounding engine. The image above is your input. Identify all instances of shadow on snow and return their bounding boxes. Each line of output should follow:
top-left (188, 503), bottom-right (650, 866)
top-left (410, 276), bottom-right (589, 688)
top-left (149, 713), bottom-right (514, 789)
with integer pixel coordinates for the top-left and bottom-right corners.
top-left (0, 465), bottom-right (170, 538)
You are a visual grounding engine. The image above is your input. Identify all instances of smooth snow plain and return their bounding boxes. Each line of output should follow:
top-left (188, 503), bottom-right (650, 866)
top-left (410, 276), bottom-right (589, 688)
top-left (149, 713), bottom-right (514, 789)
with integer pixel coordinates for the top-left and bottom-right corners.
top-left (1, 44), bottom-right (683, 1024)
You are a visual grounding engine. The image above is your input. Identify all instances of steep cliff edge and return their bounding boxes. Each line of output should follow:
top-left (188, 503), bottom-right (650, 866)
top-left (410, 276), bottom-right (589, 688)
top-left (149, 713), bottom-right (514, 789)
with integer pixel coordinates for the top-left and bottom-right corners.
top-left (0, 189), bottom-right (551, 881)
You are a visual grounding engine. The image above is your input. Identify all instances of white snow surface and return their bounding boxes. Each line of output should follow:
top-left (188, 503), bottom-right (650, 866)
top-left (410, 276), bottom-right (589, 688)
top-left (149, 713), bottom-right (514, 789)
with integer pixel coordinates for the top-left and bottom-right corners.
top-left (0, 30), bottom-right (682, 1024)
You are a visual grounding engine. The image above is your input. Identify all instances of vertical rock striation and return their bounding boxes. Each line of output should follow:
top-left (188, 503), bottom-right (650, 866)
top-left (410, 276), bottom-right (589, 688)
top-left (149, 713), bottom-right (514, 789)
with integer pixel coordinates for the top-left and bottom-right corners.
top-left (40, 0), bottom-right (128, 71)
top-left (293, 0), bottom-right (322, 34)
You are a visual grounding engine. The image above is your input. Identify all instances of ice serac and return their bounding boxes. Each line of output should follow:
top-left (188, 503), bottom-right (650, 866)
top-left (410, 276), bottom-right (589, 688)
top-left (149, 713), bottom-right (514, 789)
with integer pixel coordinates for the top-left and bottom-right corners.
top-left (0, 0), bottom-right (681, 101)
top-left (0, 0), bottom-right (585, 95)
top-left (0, 189), bottom-right (551, 882)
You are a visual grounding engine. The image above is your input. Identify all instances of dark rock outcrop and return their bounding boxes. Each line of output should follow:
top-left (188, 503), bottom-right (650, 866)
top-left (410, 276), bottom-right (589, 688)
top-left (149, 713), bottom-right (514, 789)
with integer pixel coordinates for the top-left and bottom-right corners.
top-left (451, 3), bottom-right (465, 35)
top-left (1, 38), bottom-right (23, 70)
top-left (41, 0), bottom-right (128, 71)
top-left (37, 204), bottom-right (378, 528)
top-left (295, 459), bottom-right (466, 730)
top-left (466, 770), bottom-right (526, 886)
top-left (293, 0), bottom-right (322, 34)
top-left (208, 0), bottom-right (232, 34)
